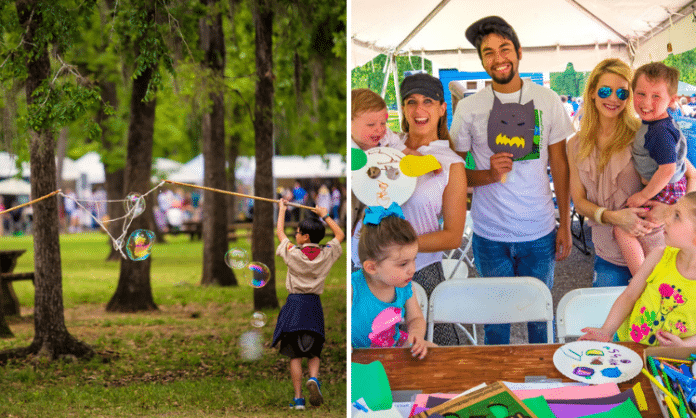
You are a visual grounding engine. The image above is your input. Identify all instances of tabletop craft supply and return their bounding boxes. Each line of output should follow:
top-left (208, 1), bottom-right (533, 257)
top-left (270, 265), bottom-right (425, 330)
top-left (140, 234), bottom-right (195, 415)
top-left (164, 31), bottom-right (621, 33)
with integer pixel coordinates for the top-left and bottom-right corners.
top-left (553, 341), bottom-right (643, 385)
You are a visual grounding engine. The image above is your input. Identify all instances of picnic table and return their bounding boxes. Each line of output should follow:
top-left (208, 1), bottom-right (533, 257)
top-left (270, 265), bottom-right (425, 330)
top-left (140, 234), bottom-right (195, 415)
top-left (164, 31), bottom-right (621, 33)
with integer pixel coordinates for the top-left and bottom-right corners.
top-left (0, 249), bottom-right (34, 316)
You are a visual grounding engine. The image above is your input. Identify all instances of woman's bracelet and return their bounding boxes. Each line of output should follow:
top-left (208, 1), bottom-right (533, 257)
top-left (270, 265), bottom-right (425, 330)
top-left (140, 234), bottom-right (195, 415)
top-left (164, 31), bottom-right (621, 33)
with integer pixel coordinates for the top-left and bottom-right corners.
top-left (594, 207), bottom-right (607, 225)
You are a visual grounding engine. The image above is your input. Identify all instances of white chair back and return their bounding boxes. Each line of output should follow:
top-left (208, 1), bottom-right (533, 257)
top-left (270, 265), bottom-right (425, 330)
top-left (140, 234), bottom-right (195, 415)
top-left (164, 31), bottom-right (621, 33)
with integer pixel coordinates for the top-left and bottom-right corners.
top-left (441, 258), bottom-right (469, 280)
top-left (427, 277), bottom-right (554, 344)
top-left (556, 286), bottom-right (625, 342)
top-left (411, 281), bottom-right (428, 324)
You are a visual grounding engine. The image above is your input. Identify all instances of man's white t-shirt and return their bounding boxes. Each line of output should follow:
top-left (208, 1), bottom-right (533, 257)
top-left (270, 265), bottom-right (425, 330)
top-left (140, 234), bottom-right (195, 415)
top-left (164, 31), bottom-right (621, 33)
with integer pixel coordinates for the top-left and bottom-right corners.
top-left (450, 82), bottom-right (575, 242)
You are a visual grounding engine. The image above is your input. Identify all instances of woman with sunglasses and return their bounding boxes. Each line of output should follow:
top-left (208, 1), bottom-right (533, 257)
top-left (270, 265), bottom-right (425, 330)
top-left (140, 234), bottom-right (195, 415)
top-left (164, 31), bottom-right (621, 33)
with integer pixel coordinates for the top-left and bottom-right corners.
top-left (567, 59), bottom-right (662, 287)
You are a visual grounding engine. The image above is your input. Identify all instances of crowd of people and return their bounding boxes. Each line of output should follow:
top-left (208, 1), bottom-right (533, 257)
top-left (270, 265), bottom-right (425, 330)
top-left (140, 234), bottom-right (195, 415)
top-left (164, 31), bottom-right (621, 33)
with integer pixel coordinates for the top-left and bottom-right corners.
top-left (350, 15), bottom-right (696, 354)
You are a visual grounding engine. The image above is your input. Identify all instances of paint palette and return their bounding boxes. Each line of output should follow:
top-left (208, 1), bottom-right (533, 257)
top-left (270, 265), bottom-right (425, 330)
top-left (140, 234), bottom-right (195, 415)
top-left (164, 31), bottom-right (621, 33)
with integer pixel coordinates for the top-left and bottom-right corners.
top-left (552, 341), bottom-right (643, 384)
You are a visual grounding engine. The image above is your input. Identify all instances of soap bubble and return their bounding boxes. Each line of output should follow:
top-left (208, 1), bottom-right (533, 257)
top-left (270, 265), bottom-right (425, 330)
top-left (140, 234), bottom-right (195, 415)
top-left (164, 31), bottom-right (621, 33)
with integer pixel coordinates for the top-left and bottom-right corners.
top-left (250, 311), bottom-right (267, 328)
top-left (126, 229), bottom-right (155, 261)
top-left (246, 262), bottom-right (270, 288)
top-left (124, 193), bottom-right (146, 217)
top-left (239, 330), bottom-right (262, 361)
top-left (224, 248), bottom-right (248, 270)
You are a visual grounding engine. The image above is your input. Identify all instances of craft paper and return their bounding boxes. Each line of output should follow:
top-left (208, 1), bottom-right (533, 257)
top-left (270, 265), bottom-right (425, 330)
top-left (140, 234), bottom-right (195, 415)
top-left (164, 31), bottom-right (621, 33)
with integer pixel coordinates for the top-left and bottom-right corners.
top-left (553, 341), bottom-right (643, 384)
top-left (522, 396), bottom-right (557, 418)
top-left (487, 96), bottom-right (538, 160)
top-left (351, 362), bottom-right (393, 411)
top-left (351, 147), bottom-right (417, 207)
top-left (574, 398), bottom-right (643, 418)
top-left (415, 382), bottom-right (537, 418)
top-left (512, 382), bottom-right (620, 400)
top-left (399, 154), bottom-right (441, 177)
top-left (547, 383), bottom-right (647, 410)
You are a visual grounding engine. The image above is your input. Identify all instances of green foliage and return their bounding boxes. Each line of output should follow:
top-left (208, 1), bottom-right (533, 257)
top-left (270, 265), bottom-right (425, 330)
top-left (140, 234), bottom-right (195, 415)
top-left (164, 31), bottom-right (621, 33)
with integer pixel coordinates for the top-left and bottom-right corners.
top-left (351, 54), bottom-right (433, 109)
top-left (550, 62), bottom-right (588, 98)
top-left (664, 48), bottom-right (696, 87)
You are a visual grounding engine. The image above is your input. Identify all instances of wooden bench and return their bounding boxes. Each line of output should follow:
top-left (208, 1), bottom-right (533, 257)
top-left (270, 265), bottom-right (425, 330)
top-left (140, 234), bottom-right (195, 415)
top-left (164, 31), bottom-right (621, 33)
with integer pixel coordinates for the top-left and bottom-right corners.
top-left (0, 272), bottom-right (34, 316)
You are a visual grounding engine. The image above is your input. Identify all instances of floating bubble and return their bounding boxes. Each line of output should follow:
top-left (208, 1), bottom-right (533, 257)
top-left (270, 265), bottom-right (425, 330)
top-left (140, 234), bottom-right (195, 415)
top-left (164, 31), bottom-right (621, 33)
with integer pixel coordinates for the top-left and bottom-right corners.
top-left (126, 229), bottom-right (155, 261)
top-left (246, 262), bottom-right (270, 288)
top-left (250, 311), bottom-right (267, 328)
top-left (124, 193), bottom-right (146, 217)
top-left (224, 248), bottom-right (248, 270)
top-left (239, 330), bottom-right (262, 361)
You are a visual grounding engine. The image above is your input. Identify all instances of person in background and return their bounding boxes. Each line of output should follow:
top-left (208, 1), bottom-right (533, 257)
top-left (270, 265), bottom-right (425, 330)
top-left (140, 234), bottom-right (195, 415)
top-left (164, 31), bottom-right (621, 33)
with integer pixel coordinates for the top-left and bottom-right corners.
top-left (330, 185), bottom-right (341, 221)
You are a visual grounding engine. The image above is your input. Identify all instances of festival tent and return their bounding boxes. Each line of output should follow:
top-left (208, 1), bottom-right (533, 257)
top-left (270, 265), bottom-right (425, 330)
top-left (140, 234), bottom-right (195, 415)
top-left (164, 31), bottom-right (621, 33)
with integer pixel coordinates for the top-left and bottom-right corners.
top-left (352, 0), bottom-right (696, 74)
top-left (679, 81), bottom-right (696, 96)
top-left (0, 178), bottom-right (31, 195)
top-left (168, 154), bottom-right (346, 185)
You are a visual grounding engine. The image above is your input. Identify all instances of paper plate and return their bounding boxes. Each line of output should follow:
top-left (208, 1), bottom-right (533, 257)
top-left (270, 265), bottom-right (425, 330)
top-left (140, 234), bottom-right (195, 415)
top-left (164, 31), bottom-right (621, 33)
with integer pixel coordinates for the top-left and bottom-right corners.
top-left (351, 147), bottom-right (417, 208)
top-left (552, 341), bottom-right (643, 384)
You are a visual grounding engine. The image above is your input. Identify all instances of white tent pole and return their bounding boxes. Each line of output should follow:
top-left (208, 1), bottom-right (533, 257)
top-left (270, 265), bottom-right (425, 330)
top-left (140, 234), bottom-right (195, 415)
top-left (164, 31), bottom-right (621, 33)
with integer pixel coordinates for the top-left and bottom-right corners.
top-left (380, 52), bottom-right (393, 97)
top-left (564, 0), bottom-right (629, 44)
top-left (392, 56), bottom-right (403, 127)
top-left (394, 0), bottom-right (452, 52)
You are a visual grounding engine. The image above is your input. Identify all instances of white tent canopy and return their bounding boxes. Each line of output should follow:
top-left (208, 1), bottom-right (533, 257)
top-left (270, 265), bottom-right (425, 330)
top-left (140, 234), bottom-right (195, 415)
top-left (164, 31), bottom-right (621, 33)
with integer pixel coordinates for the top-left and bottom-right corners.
top-left (169, 154), bottom-right (346, 185)
top-left (0, 178), bottom-right (31, 195)
top-left (351, 0), bottom-right (696, 72)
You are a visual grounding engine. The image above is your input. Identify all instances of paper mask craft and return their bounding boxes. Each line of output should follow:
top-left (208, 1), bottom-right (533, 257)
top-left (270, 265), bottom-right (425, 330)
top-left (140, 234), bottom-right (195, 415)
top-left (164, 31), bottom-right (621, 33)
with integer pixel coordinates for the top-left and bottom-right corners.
top-left (488, 96), bottom-right (539, 160)
top-left (352, 147), bottom-right (418, 207)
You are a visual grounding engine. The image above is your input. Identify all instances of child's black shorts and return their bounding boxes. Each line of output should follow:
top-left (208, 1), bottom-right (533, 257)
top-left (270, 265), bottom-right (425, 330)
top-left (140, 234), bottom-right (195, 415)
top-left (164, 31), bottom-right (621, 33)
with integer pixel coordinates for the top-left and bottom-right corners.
top-left (279, 331), bottom-right (323, 359)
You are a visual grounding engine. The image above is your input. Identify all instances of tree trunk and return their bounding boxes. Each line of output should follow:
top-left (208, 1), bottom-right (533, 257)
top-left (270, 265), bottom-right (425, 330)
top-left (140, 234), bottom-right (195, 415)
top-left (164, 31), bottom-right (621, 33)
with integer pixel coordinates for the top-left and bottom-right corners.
top-left (252, 0), bottom-right (278, 310)
top-left (200, 0), bottom-right (236, 286)
top-left (227, 114), bottom-right (240, 226)
top-left (106, 60), bottom-right (158, 312)
top-left (1, 0), bottom-right (94, 362)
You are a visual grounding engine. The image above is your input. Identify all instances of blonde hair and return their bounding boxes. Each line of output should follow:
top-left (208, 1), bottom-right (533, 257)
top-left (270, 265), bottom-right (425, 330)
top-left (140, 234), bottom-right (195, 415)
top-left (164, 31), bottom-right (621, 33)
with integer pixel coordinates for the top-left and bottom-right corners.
top-left (576, 58), bottom-right (640, 171)
top-left (352, 89), bottom-right (387, 120)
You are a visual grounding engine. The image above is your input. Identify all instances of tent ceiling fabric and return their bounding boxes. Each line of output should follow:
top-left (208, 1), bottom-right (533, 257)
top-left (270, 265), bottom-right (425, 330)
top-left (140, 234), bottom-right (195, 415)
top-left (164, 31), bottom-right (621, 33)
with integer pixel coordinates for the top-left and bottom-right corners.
top-left (351, 0), bottom-right (696, 72)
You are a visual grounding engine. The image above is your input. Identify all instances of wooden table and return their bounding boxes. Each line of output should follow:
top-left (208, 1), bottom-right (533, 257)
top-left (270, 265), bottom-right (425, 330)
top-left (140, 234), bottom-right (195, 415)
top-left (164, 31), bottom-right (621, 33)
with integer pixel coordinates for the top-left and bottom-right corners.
top-left (0, 250), bottom-right (27, 316)
top-left (352, 343), bottom-right (663, 418)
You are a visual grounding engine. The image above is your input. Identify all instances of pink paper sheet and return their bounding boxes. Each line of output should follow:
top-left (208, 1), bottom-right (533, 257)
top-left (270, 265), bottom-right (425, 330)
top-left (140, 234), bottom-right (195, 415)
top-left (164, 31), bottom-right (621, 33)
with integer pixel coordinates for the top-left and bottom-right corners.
top-left (513, 383), bottom-right (620, 400)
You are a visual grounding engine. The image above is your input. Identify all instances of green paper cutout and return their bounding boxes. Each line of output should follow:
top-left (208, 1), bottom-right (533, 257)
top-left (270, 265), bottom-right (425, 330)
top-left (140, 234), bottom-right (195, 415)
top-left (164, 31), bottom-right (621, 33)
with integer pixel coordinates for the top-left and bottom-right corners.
top-left (579, 398), bottom-right (643, 418)
top-left (522, 396), bottom-right (557, 418)
top-left (352, 148), bottom-right (368, 171)
top-left (350, 362), bottom-right (393, 411)
top-left (516, 109), bottom-right (542, 162)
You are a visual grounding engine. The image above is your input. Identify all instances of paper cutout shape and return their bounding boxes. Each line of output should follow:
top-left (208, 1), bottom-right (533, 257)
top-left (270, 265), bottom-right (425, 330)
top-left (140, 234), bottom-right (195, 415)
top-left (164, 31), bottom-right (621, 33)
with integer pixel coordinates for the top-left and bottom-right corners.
top-left (488, 96), bottom-right (536, 160)
top-left (351, 361), bottom-right (393, 411)
top-left (553, 341), bottom-right (643, 384)
top-left (351, 147), bottom-right (417, 207)
top-left (399, 154), bottom-right (441, 177)
top-left (352, 147), bottom-right (368, 171)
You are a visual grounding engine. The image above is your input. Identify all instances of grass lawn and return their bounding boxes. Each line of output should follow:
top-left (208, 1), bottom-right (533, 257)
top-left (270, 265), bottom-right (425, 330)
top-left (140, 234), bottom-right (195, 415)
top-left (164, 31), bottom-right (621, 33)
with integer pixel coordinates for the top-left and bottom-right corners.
top-left (0, 232), bottom-right (347, 417)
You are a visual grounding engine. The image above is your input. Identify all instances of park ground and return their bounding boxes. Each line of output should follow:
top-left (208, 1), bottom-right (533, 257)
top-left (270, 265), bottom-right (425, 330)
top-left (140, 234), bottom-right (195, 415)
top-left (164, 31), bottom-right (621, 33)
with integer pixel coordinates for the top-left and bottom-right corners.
top-left (0, 233), bottom-right (347, 418)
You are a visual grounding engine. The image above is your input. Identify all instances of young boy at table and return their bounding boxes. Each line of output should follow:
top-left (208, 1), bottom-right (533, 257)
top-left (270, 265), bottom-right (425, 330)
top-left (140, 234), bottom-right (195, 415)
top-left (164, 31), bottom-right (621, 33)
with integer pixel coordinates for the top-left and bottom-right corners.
top-left (581, 192), bottom-right (696, 347)
top-left (271, 199), bottom-right (345, 409)
top-left (615, 62), bottom-right (687, 275)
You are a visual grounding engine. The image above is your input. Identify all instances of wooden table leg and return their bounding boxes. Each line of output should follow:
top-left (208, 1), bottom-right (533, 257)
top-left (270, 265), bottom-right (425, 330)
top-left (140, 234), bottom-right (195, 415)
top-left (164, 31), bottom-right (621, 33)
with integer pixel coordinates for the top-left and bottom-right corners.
top-left (0, 280), bottom-right (20, 316)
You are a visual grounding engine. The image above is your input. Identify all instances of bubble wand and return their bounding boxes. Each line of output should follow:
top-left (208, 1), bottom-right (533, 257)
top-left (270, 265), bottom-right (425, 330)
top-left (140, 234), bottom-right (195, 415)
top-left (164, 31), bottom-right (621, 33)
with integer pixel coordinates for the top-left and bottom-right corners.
top-left (163, 179), bottom-right (315, 210)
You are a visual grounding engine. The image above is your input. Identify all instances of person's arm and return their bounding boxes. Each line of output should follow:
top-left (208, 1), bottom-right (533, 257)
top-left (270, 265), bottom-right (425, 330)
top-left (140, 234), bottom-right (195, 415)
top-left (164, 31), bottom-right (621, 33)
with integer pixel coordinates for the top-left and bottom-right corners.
top-left (312, 206), bottom-right (345, 243)
top-left (626, 163), bottom-right (676, 208)
top-left (276, 199), bottom-right (289, 242)
top-left (567, 138), bottom-right (659, 236)
top-left (416, 162), bottom-right (467, 252)
top-left (403, 293), bottom-right (427, 359)
top-left (580, 248), bottom-right (663, 341)
top-left (549, 140), bottom-right (572, 260)
top-left (655, 330), bottom-right (696, 347)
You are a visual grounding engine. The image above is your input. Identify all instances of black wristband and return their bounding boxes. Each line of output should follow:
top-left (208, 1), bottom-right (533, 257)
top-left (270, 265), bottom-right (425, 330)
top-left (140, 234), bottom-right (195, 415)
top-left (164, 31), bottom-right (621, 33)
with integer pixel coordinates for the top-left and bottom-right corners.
top-left (322, 214), bottom-right (330, 220)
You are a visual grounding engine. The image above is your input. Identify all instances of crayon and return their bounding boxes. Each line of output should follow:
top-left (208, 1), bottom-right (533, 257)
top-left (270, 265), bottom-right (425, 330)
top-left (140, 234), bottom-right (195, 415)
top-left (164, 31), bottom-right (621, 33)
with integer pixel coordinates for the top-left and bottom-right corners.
top-left (666, 396), bottom-right (681, 418)
top-left (642, 368), bottom-right (681, 404)
top-left (656, 357), bottom-right (694, 365)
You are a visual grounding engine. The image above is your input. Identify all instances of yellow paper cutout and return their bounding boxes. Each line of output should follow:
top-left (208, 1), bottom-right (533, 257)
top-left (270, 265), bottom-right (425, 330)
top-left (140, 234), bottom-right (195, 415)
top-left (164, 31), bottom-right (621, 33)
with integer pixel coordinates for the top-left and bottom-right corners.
top-left (399, 154), bottom-right (441, 177)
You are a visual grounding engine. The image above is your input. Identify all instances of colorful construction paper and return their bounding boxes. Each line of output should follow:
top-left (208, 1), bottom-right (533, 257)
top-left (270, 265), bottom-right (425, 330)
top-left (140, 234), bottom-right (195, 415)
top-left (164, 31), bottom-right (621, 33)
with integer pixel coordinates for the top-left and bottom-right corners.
top-left (513, 382), bottom-right (620, 400)
top-left (351, 362), bottom-right (393, 411)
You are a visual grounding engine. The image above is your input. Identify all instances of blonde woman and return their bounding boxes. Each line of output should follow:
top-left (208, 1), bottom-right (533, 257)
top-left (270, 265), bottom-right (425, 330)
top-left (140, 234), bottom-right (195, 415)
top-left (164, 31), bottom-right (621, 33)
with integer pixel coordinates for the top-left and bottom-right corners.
top-left (567, 58), bottom-right (695, 286)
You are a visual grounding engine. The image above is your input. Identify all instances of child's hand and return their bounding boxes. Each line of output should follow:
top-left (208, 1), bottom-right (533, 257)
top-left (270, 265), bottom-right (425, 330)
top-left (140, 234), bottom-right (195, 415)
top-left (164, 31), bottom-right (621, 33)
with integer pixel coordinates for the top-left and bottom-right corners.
top-left (408, 334), bottom-right (428, 360)
top-left (655, 330), bottom-right (686, 347)
top-left (313, 206), bottom-right (328, 218)
top-left (278, 198), bottom-right (288, 211)
top-left (579, 327), bottom-right (613, 342)
top-left (626, 192), bottom-right (648, 209)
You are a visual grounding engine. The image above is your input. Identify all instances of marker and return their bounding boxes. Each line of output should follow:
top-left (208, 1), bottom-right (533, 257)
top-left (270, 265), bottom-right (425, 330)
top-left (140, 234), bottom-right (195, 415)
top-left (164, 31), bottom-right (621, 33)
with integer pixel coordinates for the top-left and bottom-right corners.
top-left (665, 396), bottom-right (680, 418)
top-left (655, 357), bottom-right (693, 365)
top-left (642, 368), bottom-right (680, 404)
top-left (352, 401), bottom-right (369, 413)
